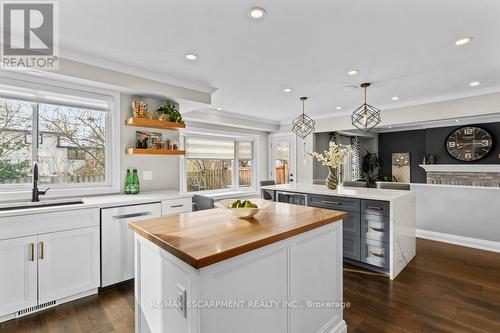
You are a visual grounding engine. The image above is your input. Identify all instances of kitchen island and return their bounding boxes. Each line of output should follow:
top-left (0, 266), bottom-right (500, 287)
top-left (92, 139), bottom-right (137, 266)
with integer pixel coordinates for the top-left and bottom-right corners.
top-left (129, 201), bottom-right (347, 333)
top-left (261, 183), bottom-right (416, 279)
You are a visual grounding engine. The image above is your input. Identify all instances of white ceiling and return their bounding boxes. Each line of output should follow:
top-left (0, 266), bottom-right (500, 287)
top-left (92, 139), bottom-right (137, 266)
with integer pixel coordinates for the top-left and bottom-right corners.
top-left (58, 0), bottom-right (500, 122)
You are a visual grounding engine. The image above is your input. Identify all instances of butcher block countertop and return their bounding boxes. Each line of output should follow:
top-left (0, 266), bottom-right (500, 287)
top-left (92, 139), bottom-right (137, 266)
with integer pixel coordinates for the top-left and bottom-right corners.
top-left (128, 201), bottom-right (346, 269)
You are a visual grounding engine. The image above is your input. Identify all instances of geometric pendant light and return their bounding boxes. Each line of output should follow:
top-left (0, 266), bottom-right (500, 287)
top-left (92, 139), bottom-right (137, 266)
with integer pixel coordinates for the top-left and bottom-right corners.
top-left (292, 96), bottom-right (315, 139)
top-left (351, 83), bottom-right (381, 133)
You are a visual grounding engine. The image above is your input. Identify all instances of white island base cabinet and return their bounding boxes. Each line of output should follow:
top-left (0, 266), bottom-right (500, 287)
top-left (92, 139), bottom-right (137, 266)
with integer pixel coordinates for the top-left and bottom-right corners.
top-left (135, 222), bottom-right (347, 333)
top-left (0, 208), bottom-right (100, 322)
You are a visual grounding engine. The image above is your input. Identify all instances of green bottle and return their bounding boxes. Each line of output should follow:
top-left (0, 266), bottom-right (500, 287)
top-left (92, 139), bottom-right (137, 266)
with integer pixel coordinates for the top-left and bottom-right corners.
top-left (131, 169), bottom-right (140, 194)
top-left (125, 169), bottom-right (132, 194)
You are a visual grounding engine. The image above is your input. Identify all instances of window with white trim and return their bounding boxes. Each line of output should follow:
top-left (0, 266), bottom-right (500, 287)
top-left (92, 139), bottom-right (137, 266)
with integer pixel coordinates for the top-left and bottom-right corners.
top-left (184, 134), bottom-right (256, 193)
top-left (0, 79), bottom-right (117, 196)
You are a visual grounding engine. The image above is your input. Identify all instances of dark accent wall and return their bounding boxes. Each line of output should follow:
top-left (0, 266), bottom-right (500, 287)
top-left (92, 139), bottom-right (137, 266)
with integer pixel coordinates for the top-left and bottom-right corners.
top-left (378, 122), bottom-right (500, 183)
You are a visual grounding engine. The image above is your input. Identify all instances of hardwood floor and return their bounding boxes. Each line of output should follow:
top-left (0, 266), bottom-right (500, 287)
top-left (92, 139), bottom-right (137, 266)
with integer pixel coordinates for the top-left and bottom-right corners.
top-left (1, 238), bottom-right (499, 333)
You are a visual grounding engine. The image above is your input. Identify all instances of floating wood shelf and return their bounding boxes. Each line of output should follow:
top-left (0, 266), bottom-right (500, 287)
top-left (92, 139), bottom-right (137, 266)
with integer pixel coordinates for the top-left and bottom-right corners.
top-left (125, 117), bottom-right (186, 130)
top-left (126, 148), bottom-right (186, 155)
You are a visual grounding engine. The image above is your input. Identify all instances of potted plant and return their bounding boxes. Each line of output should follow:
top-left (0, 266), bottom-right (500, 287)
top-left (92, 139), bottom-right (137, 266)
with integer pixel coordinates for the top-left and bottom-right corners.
top-left (310, 142), bottom-right (351, 189)
top-left (157, 102), bottom-right (184, 123)
top-left (361, 150), bottom-right (382, 188)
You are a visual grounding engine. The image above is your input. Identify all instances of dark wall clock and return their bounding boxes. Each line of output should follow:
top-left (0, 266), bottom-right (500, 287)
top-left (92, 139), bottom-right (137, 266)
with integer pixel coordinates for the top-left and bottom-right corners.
top-left (445, 126), bottom-right (493, 161)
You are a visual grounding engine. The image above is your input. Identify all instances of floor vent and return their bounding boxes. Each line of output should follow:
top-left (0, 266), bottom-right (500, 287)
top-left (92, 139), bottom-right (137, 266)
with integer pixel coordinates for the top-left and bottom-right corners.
top-left (17, 300), bottom-right (56, 317)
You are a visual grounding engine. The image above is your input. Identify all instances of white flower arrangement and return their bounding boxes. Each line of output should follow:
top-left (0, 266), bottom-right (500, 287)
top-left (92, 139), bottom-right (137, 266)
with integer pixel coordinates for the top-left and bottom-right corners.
top-left (309, 141), bottom-right (351, 169)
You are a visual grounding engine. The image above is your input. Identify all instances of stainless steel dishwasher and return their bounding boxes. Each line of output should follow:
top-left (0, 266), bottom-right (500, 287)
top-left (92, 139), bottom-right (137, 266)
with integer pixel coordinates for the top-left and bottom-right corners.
top-left (101, 203), bottom-right (161, 287)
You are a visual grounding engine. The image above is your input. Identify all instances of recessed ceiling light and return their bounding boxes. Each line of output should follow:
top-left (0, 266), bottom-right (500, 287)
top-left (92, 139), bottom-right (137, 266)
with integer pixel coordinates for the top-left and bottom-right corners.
top-left (185, 53), bottom-right (198, 61)
top-left (216, 107), bottom-right (222, 111)
top-left (469, 81), bottom-right (480, 87)
top-left (455, 119), bottom-right (460, 122)
top-left (455, 37), bottom-right (473, 46)
top-left (336, 106), bottom-right (342, 110)
top-left (283, 88), bottom-right (292, 93)
top-left (388, 126), bottom-right (392, 129)
top-left (347, 70), bottom-right (358, 76)
top-left (392, 96), bottom-right (400, 101)
top-left (248, 7), bottom-right (266, 20)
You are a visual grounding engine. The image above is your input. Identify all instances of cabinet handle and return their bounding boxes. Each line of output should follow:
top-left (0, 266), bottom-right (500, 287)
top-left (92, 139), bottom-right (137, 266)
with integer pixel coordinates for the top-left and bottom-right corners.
top-left (170, 204), bottom-right (184, 208)
top-left (321, 200), bottom-right (341, 205)
top-left (369, 251), bottom-right (384, 258)
top-left (39, 241), bottom-right (44, 260)
top-left (112, 212), bottom-right (152, 220)
top-left (30, 243), bottom-right (35, 261)
top-left (369, 226), bottom-right (385, 232)
top-left (367, 205), bottom-right (383, 210)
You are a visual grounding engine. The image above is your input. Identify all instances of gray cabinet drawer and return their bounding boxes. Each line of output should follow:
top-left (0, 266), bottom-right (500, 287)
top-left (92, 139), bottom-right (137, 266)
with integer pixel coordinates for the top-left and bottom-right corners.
top-left (361, 213), bottom-right (390, 242)
top-left (361, 238), bottom-right (390, 269)
top-left (361, 199), bottom-right (390, 217)
top-left (343, 235), bottom-right (361, 261)
top-left (308, 194), bottom-right (360, 212)
top-left (343, 212), bottom-right (361, 237)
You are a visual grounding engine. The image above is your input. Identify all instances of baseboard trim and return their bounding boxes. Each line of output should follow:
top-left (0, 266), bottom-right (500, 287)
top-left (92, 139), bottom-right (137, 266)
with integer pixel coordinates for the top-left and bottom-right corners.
top-left (417, 229), bottom-right (500, 253)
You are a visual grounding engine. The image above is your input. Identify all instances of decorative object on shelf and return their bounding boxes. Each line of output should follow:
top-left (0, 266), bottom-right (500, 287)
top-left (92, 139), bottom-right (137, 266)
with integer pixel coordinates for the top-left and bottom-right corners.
top-left (351, 136), bottom-right (362, 181)
top-left (132, 100), bottom-right (148, 118)
top-left (392, 152), bottom-right (410, 183)
top-left (422, 154), bottom-right (435, 165)
top-left (135, 131), bottom-right (162, 149)
top-left (445, 126), bottom-right (493, 161)
top-left (361, 150), bottom-right (382, 188)
top-left (309, 141), bottom-right (351, 190)
top-left (292, 96), bottom-right (315, 139)
top-left (351, 83), bottom-right (381, 133)
top-left (172, 140), bottom-right (179, 150)
top-left (158, 102), bottom-right (184, 124)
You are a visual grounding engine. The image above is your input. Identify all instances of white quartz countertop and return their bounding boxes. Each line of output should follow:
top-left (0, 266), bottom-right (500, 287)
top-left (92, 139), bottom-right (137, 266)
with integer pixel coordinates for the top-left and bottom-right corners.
top-left (0, 190), bottom-right (191, 218)
top-left (261, 183), bottom-right (413, 201)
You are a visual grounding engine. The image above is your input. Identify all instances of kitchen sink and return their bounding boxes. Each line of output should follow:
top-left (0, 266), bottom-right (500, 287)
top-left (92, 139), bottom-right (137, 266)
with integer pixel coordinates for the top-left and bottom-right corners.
top-left (0, 198), bottom-right (85, 211)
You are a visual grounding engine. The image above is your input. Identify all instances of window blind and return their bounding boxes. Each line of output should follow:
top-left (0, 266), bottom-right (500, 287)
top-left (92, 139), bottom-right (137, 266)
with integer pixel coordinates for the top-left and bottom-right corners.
top-left (185, 137), bottom-right (235, 160)
top-left (237, 141), bottom-right (253, 159)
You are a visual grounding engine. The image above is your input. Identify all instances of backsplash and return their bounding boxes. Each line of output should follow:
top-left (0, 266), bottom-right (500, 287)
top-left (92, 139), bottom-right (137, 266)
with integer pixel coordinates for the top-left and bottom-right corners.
top-left (426, 172), bottom-right (500, 187)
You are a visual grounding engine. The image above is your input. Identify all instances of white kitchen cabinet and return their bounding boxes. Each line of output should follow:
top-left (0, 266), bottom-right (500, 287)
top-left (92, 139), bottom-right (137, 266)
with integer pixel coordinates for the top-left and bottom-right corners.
top-left (101, 203), bottom-right (162, 287)
top-left (0, 236), bottom-right (38, 318)
top-left (0, 208), bottom-right (99, 322)
top-left (38, 227), bottom-right (100, 303)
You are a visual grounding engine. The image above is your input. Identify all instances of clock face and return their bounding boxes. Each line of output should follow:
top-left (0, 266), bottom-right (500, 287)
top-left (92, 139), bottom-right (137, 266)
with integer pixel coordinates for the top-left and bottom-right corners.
top-left (446, 126), bottom-right (493, 162)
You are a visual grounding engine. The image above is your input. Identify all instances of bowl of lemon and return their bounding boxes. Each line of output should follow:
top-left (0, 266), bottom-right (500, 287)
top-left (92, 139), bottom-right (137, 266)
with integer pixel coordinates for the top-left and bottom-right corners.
top-left (215, 198), bottom-right (272, 219)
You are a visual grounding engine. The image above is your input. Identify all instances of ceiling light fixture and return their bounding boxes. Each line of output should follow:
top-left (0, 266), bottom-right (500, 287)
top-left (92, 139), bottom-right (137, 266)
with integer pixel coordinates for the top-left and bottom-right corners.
top-left (248, 7), bottom-right (266, 20)
top-left (336, 106), bottom-right (342, 110)
top-left (292, 97), bottom-right (315, 139)
top-left (455, 37), bottom-right (472, 46)
top-left (216, 107), bottom-right (222, 111)
top-left (185, 53), bottom-right (198, 61)
top-left (283, 88), bottom-right (292, 93)
top-left (469, 81), bottom-right (480, 87)
top-left (351, 82), bottom-right (381, 133)
top-left (348, 70), bottom-right (359, 76)
top-left (392, 96), bottom-right (400, 101)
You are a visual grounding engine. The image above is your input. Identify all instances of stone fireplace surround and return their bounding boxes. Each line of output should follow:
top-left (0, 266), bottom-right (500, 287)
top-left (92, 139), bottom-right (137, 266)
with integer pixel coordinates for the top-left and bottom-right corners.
top-left (420, 164), bottom-right (500, 187)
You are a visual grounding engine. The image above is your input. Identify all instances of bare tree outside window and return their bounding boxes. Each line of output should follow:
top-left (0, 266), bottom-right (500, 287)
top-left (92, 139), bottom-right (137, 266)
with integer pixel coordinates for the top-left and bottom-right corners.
top-left (38, 104), bottom-right (106, 184)
top-left (0, 98), bottom-right (32, 184)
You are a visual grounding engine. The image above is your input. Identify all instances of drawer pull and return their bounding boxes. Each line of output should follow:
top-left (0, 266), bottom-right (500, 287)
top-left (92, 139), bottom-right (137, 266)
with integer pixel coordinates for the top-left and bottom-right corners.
top-left (170, 204), bottom-right (184, 208)
top-left (369, 226), bottom-right (385, 232)
top-left (321, 200), bottom-right (341, 205)
top-left (30, 243), bottom-right (35, 262)
top-left (369, 250), bottom-right (384, 258)
top-left (367, 205), bottom-right (383, 210)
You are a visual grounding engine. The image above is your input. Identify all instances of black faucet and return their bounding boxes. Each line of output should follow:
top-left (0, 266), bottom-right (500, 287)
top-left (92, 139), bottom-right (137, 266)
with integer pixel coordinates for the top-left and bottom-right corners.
top-left (32, 162), bottom-right (49, 202)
